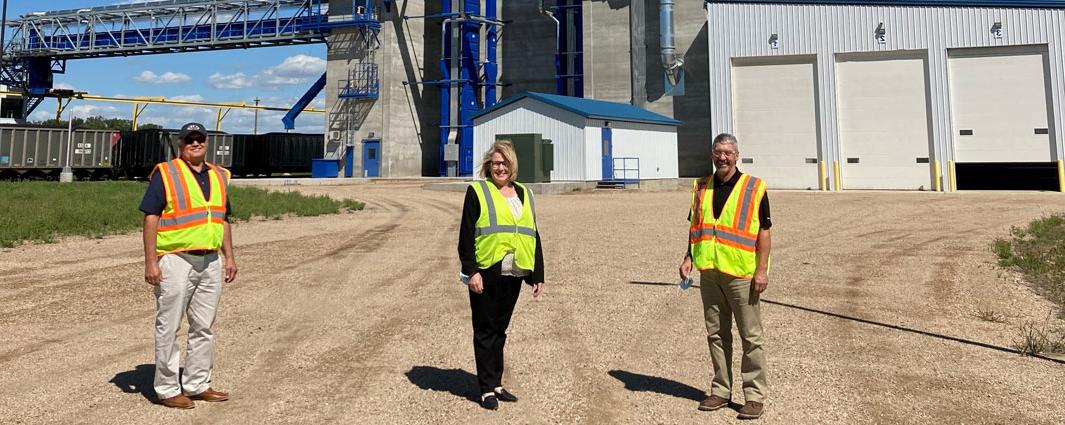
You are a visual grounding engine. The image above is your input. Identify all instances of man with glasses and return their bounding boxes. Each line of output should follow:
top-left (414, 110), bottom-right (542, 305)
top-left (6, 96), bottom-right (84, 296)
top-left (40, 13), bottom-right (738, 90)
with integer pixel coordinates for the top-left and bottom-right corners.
top-left (139, 122), bottom-right (237, 409)
top-left (679, 133), bottom-right (772, 420)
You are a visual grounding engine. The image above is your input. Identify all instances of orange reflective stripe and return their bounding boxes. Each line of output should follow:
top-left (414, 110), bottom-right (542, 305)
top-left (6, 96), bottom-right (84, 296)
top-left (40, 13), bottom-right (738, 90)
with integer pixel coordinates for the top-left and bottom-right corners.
top-left (716, 236), bottom-right (757, 253)
top-left (157, 219), bottom-right (211, 232)
top-left (741, 178), bottom-right (764, 231)
top-left (172, 160), bottom-right (194, 209)
top-left (157, 164), bottom-right (178, 210)
top-left (731, 174), bottom-right (751, 229)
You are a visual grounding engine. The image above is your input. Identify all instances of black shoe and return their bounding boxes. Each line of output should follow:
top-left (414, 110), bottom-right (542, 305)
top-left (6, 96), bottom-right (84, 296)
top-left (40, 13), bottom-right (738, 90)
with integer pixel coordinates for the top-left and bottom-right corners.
top-left (480, 394), bottom-right (499, 410)
top-left (495, 388), bottom-right (518, 402)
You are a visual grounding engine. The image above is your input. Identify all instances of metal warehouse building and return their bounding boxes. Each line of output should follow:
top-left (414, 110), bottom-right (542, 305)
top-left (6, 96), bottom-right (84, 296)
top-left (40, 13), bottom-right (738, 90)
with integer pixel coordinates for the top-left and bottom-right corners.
top-left (472, 92), bottom-right (681, 182)
top-left (706, 0), bottom-right (1065, 191)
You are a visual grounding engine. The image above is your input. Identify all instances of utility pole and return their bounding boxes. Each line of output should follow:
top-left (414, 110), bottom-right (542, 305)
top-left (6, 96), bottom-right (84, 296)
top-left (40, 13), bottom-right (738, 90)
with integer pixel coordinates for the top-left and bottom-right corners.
top-left (253, 97), bottom-right (260, 135)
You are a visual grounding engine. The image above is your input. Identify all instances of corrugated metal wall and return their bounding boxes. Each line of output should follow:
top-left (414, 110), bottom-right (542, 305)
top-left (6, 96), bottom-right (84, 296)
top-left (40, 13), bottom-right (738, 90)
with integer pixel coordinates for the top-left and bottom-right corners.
top-left (472, 99), bottom-right (587, 180)
top-left (706, 2), bottom-right (1065, 189)
top-left (587, 120), bottom-right (680, 180)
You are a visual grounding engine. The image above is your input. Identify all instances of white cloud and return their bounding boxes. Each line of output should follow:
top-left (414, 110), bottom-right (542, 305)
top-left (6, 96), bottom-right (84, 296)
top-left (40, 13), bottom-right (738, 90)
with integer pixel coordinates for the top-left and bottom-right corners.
top-left (208, 54), bottom-right (326, 89)
top-left (135, 70), bottom-right (191, 84)
top-left (54, 82), bottom-right (78, 91)
top-left (208, 72), bottom-right (255, 89)
top-left (169, 94), bottom-right (205, 102)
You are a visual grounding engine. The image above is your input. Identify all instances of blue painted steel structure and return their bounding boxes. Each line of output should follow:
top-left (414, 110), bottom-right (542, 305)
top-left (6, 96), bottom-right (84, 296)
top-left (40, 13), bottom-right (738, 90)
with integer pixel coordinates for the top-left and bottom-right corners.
top-left (406, 1), bottom-right (501, 176)
top-left (283, 73), bottom-right (327, 130)
top-left (2, 0), bottom-right (380, 129)
top-left (553, 0), bottom-right (584, 98)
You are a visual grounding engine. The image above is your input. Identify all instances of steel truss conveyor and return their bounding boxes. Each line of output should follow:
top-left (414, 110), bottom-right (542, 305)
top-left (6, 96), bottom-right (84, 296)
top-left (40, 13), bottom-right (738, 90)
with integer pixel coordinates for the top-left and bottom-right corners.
top-left (1, 0), bottom-right (381, 127)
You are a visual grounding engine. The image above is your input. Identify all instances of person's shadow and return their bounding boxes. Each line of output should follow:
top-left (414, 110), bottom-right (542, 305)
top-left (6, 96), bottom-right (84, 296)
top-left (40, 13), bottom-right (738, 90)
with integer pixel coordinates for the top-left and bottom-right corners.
top-left (405, 366), bottom-right (478, 402)
top-left (110, 364), bottom-right (158, 403)
top-left (608, 370), bottom-right (709, 402)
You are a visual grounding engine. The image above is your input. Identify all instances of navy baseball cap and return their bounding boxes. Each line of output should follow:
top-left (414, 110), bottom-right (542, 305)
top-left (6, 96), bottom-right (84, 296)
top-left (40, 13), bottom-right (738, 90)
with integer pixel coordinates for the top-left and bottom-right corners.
top-left (178, 122), bottom-right (207, 140)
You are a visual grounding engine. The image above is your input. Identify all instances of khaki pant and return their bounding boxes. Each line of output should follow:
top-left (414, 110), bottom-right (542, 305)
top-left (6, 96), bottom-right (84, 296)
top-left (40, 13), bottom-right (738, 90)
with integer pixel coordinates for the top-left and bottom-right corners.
top-left (699, 269), bottom-right (767, 403)
top-left (153, 252), bottom-right (222, 399)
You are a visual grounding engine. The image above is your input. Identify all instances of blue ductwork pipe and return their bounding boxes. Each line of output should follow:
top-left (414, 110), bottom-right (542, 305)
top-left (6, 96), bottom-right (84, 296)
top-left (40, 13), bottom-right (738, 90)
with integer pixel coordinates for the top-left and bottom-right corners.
top-left (283, 72), bottom-right (326, 130)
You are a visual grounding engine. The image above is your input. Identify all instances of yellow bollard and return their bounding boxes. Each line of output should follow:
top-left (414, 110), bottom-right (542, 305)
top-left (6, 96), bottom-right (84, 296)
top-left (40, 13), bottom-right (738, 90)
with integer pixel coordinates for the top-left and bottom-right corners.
top-left (819, 160), bottom-right (827, 191)
top-left (934, 160), bottom-right (942, 192)
top-left (948, 160), bottom-right (957, 192)
top-left (1058, 160), bottom-right (1064, 192)
top-left (833, 160), bottom-right (842, 191)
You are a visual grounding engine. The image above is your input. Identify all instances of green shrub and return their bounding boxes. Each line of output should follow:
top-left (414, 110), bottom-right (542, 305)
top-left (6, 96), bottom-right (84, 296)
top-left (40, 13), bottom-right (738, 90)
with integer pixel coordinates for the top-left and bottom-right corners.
top-left (993, 213), bottom-right (1065, 317)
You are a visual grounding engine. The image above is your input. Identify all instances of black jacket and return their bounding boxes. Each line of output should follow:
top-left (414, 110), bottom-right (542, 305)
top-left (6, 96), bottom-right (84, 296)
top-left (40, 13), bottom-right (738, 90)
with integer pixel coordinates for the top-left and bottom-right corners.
top-left (458, 184), bottom-right (545, 285)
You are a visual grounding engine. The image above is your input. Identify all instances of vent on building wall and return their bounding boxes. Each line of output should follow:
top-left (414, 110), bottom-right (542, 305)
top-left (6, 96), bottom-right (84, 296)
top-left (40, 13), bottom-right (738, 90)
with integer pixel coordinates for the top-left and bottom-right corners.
top-left (959, 129), bottom-right (974, 136)
top-left (1035, 128), bottom-right (1049, 135)
top-left (742, 158), bottom-right (753, 164)
top-left (916, 157), bottom-right (930, 163)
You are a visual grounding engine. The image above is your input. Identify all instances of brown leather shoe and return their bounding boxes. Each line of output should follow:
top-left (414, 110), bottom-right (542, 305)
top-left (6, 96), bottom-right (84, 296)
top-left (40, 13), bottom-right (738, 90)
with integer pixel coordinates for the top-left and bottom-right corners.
top-left (737, 401), bottom-right (764, 419)
top-left (188, 388), bottom-right (229, 402)
top-left (159, 394), bottom-right (194, 409)
top-left (698, 394), bottom-right (730, 411)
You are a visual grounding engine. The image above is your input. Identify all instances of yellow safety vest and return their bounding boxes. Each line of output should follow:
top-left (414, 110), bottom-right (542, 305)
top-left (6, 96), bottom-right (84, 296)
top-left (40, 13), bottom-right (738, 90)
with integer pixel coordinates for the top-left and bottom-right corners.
top-left (688, 174), bottom-right (768, 278)
top-left (154, 158), bottom-right (230, 255)
top-left (470, 180), bottom-right (538, 271)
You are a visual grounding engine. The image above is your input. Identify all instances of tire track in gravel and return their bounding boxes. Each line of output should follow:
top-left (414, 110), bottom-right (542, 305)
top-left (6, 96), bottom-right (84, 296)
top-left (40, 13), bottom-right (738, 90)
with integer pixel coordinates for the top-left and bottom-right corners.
top-left (204, 192), bottom-right (457, 422)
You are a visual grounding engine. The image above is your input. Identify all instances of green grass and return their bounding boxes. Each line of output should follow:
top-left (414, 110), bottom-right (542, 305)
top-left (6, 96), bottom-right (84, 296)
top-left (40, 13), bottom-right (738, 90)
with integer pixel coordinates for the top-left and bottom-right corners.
top-left (993, 214), bottom-right (1065, 315)
top-left (993, 213), bottom-right (1065, 355)
top-left (0, 181), bottom-right (363, 248)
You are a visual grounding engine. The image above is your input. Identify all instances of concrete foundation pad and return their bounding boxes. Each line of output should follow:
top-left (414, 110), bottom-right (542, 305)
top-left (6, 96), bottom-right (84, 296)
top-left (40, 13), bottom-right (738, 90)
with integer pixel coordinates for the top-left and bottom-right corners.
top-left (232, 177), bottom-right (469, 187)
top-left (424, 179), bottom-right (690, 194)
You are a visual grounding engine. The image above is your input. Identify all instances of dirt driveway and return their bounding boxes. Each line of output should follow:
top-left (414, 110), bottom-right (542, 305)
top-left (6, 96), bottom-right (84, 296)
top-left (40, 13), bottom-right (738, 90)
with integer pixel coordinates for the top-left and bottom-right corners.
top-left (1, 182), bottom-right (1063, 424)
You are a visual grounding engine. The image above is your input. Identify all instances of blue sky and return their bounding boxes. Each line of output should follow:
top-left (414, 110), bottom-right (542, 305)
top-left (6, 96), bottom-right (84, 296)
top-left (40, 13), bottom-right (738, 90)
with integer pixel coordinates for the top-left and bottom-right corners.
top-left (5, 0), bottom-right (328, 133)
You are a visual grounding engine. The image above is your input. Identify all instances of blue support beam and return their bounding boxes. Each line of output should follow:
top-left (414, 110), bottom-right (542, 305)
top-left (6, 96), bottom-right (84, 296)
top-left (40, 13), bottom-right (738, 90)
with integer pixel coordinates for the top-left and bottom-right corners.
top-left (431, 1), bottom-right (502, 176)
top-left (554, 0), bottom-right (584, 97)
top-left (283, 73), bottom-right (326, 130)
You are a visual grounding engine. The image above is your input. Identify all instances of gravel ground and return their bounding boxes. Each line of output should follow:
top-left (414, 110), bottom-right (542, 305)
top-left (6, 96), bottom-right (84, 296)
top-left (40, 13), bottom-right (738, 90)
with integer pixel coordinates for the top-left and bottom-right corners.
top-left (1, 182), bottom-right (1063, 424)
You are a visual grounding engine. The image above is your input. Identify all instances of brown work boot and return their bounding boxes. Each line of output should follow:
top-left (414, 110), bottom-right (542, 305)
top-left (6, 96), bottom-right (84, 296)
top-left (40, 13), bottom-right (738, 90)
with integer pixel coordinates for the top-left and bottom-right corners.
top-left (159, 394), bottom-right (195, 409)
top-left (737, 401), bottom-right (764, 420)
top-left (698, 394), bottom-right (730, 411)
top-left (188, 388), bottom-right (229, 402)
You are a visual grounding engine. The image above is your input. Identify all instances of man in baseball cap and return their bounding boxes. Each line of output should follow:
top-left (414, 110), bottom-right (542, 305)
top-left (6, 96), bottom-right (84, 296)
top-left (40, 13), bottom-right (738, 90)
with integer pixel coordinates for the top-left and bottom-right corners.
top-left (139, 120), bottom-right (237, 408)
top-left (178, 122), bottom-right (208, 140)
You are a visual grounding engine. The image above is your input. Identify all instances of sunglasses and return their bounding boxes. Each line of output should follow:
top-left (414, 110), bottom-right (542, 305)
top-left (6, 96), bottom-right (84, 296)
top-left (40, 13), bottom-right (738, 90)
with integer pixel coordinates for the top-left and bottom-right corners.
top-left (183, 137), bottom-right (207, 145)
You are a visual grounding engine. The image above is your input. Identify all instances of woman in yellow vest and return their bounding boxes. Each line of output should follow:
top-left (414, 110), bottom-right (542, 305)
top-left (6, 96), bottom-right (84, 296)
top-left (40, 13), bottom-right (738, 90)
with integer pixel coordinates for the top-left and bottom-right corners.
top-left (457, 140), bottom-right (544, 410)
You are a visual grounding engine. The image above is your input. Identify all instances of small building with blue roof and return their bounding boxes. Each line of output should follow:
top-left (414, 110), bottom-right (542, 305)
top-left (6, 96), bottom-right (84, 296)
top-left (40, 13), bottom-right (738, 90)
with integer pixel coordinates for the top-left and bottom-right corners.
top-left (472, 92), bottom-right (683, 181)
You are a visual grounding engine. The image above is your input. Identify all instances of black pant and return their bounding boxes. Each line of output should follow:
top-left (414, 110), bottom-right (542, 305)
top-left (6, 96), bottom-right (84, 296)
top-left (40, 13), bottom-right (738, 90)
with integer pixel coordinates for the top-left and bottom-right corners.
top-left (469, 275), bottom-right (523, 395)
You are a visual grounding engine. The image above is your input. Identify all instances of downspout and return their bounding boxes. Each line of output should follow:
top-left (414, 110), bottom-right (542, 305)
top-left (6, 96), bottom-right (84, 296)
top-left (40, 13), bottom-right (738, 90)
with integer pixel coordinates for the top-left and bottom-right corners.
top-left (539, 0), bottom-right (561, 95)
top-left (441, 2), bottom-right (460, 176)
top-left (660, 0), bottom-right (684, 88)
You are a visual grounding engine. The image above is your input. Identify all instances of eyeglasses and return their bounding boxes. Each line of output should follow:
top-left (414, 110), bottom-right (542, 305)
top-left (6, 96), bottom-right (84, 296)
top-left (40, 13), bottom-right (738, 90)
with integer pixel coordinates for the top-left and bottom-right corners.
top-left (712, 150), bottom-right (737, 158)
top-left (184, 137), bottom-right (207, 145)
top-left (490, 161), bottom-right (508, 168)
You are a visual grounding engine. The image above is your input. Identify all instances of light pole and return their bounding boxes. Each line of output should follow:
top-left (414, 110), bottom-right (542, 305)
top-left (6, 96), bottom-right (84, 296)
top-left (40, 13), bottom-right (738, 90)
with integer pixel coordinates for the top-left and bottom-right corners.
top-left (60, 113), bottom-right (74, 182)
top-left (253, 97), bottom-right (260, 134)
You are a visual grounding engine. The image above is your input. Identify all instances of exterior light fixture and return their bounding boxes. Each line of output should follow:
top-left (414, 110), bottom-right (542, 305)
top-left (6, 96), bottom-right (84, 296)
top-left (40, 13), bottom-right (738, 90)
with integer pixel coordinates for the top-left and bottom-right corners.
top-left (874, 22), bottom-right (887, 44)
top-left (991, 22), bottom-right (1003, 39)
top-left (768, 33), bottom-right (779, 49)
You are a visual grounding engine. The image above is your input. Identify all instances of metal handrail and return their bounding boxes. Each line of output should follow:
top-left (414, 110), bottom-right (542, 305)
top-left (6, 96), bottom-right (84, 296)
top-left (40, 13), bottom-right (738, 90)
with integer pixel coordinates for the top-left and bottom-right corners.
top-left (612, 156), bottom-right (640, 188)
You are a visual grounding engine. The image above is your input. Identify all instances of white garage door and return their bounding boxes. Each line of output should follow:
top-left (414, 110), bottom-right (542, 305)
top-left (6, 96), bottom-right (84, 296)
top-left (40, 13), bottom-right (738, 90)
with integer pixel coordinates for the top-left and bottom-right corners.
top-left (836, 54), bottom-right (933, 190)
top-left (949, 48), bottom-right (1053, 162)
top-left (731, 59), bottom-right (820, 189)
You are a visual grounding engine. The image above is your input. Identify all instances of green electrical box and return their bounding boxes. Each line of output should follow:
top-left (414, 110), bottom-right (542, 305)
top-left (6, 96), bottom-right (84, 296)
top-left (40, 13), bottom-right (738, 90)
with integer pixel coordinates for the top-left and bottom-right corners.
top-left (497, 133), bottom-right (553, 183)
